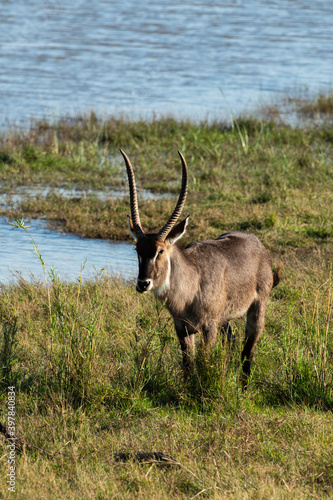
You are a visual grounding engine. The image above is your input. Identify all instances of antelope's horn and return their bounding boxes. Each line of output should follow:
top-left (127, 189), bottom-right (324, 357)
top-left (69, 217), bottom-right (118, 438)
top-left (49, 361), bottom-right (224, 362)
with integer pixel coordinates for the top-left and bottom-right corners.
top-left (157, 151), bottom-right (188, 242)
top-left (120, 149), bottom-right (145, 239)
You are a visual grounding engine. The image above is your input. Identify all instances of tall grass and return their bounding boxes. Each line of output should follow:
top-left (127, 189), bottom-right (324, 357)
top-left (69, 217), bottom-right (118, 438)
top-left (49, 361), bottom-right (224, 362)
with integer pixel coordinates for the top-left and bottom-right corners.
top-left (0, 264), bottom-right (332, 498)
top-left (257, 274), bottom-right (333, 409)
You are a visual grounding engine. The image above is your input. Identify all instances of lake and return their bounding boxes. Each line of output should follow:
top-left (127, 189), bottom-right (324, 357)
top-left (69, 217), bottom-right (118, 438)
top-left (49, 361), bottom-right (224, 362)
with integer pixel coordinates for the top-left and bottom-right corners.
top-left (1, 0), bottom-right (332, 126)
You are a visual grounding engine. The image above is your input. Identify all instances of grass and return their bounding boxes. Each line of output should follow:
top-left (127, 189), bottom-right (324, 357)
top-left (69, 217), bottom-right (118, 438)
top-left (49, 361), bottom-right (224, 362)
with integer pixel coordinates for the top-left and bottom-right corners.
top-left (0, 92), bottom-right (333, 498)
top-left (1, 94), bottom-right (332, 248)
top-left (0, 270), bottom-right (332, 498)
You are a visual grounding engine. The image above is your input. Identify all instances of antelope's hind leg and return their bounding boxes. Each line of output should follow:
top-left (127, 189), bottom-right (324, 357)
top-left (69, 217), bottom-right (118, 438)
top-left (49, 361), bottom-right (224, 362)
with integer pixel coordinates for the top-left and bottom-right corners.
top-left (241, 298), bottom-right (269, 383)
top-left (220, 321), bottom-right (234, 348)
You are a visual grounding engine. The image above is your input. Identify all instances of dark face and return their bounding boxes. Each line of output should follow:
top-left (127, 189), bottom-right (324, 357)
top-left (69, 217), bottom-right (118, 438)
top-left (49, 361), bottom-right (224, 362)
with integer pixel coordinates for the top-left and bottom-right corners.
top-left (135, 236), bottom-right (171, 294)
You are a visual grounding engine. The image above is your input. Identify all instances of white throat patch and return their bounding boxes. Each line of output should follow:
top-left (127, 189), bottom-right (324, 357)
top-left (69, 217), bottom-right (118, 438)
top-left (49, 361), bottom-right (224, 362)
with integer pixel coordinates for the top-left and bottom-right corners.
top-left (152, 254), bottom-right (171, 298)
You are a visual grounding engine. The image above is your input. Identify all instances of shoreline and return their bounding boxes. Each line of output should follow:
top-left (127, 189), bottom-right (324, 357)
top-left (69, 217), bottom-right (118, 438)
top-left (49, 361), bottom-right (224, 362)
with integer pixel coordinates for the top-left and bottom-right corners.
top-left (0, 91), bottom-right (331, 245)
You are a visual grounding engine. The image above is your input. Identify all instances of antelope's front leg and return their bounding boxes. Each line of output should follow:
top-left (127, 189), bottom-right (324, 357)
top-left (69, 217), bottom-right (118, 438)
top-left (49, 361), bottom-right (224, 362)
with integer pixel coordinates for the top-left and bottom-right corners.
top-left (202, 321), bottom-right (218, 351)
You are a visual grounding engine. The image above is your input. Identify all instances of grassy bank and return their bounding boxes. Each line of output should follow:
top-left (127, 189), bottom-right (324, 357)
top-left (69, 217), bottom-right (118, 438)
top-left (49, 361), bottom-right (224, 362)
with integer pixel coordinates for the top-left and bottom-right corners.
top-left (0, 270), bottom-right (332, 498)
top-left (0, 93), bottom-right (333, 498)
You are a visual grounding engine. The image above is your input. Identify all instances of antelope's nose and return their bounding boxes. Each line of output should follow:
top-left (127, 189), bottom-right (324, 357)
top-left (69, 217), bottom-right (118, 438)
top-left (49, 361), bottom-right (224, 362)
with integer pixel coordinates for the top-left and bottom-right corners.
top-left (136, 279), bottom-right (152, 293)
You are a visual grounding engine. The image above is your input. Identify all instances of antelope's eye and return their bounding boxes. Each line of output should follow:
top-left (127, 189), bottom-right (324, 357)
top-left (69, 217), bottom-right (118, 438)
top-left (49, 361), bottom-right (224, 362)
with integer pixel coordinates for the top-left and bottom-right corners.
top-left (158, 249), bottom-right (164, 257)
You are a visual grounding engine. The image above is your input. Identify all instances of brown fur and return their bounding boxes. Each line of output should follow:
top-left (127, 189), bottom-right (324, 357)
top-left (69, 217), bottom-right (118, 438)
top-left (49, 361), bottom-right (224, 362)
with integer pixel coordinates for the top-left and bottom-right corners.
top-left (134, 227), bottom-right (280, 380)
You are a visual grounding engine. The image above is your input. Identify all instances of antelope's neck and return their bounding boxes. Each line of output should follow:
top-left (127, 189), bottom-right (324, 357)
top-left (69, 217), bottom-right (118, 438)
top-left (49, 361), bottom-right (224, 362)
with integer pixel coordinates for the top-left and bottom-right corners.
top-left (154, 245), bottom-right (199, 317)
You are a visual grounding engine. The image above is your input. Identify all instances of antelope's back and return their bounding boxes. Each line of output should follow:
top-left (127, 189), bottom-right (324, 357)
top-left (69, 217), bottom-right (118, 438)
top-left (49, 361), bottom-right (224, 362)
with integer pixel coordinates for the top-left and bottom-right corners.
top-left (184, 231), bottom-right (273, 297)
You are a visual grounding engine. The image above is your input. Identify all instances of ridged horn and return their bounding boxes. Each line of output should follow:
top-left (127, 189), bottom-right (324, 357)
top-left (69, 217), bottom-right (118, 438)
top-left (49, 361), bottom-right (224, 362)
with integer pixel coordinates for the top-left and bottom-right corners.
top-left (120, 149), bottom-right (145, 239)
top-left (157, 151), bottom-right (188, 242)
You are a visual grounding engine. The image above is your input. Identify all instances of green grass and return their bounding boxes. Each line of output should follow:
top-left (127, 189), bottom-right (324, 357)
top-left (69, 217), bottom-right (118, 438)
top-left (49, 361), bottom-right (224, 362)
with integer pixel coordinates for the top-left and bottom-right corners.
top-left (0, 269), bottom-right (332, 498)
top-left (0, 92), bottom-right (333, 498)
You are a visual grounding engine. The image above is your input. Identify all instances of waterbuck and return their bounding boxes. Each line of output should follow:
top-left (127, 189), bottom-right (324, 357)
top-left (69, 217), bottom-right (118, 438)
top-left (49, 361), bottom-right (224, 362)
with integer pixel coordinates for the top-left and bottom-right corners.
top-left (121, 149), bottom-right (281, 379)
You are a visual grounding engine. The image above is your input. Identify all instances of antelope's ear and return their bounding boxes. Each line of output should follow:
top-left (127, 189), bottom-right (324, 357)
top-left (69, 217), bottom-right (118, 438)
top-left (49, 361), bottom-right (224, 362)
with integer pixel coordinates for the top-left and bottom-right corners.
top-left (127, 216), bottom-right (138, 241)
top-left (166, 216), bottom-right (189, 246)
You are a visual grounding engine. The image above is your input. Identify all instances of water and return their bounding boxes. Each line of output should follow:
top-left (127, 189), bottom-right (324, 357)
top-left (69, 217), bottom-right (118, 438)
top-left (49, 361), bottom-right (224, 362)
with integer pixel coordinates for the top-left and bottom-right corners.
top-left (0, 185), bottom-right (171, 209)
top-left (0, 218), bottom-right (137, 284)
top-left (1, 0), bottom-right (332, 126)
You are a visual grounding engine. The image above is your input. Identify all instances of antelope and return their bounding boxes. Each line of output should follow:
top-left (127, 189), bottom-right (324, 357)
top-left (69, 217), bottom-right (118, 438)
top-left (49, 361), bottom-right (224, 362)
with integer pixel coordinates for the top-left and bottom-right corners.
top-left (120, 150), bottom-right (281, 380)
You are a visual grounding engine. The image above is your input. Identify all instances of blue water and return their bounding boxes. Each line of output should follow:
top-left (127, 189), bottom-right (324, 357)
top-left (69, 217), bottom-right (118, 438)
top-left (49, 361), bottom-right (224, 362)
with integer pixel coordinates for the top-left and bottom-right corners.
top-left (1, 0), bottom-right (332, 126)
top-left (0, 218), bottom-right (137, 284)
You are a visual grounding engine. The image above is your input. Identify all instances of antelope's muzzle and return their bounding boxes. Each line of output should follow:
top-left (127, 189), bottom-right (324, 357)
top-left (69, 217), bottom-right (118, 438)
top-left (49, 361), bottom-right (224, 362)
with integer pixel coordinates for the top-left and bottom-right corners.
top-left (136, 279), bottom-right (152, 293)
